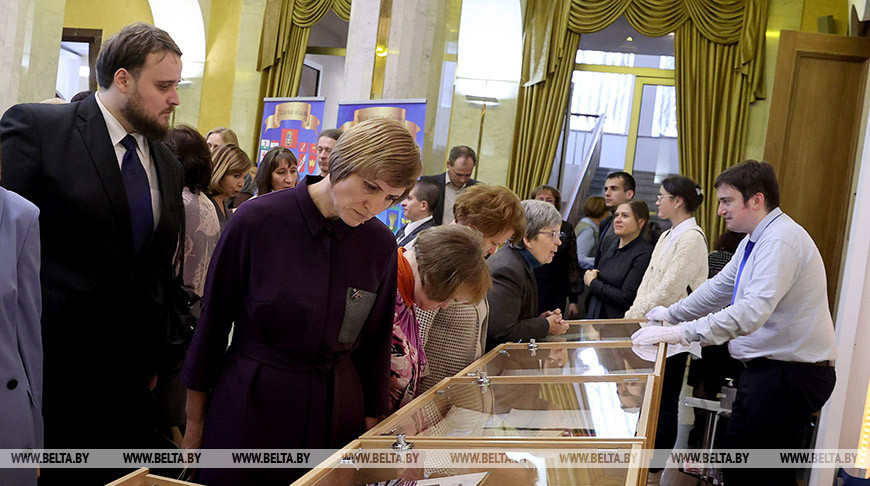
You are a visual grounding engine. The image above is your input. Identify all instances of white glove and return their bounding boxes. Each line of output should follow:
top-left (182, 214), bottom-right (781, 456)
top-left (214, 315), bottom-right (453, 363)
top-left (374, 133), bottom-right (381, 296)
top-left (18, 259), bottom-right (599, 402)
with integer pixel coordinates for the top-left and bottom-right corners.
top-left (645, 306), bottom-right (673, 324)
top-left (632, 325), bottom-right (689, 346)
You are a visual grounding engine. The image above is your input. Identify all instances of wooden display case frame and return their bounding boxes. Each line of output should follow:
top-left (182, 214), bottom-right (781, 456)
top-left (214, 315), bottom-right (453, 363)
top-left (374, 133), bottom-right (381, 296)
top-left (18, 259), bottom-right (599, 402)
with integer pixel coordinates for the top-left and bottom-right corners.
top-left (293, 438), bottom-right (647, 486)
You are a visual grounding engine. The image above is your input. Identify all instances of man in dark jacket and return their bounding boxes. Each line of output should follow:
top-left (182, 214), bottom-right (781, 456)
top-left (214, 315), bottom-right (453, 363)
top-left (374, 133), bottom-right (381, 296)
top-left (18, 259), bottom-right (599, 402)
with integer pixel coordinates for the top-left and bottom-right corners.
top-left (0, 23), bottom-right (185, 484)
top-left (419, 145), bottom-right (478, 225)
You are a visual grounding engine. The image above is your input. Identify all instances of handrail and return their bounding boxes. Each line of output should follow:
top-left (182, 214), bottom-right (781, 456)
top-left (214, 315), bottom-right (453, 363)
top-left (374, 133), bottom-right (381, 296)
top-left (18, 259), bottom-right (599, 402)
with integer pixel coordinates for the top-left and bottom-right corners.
top-left (563, 114), bottom-right (606, 226)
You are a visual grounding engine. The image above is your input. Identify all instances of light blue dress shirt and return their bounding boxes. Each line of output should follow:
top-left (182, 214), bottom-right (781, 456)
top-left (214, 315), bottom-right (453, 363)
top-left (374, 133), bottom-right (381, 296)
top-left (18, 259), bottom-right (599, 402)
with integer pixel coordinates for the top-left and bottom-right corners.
top-left (666, 208), bottom-right (838, 363)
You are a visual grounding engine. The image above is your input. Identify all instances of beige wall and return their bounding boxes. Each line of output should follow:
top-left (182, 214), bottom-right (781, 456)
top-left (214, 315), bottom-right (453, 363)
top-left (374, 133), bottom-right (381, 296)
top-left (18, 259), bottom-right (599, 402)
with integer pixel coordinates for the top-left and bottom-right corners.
top-left (802, 0), bottom-right (849, 33)
top-left (744, 0), bottom-right (806, 161)
top-left (63, 0), bottom-right (153, 37)
top-left (447, 81), bottom-right (519, 186)
top-left (197, 0), bottom-right (242, 135)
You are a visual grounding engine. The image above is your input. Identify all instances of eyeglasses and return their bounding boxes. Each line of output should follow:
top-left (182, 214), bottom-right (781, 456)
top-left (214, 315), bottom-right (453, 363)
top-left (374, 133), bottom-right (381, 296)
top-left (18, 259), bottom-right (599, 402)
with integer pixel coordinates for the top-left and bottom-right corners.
top-left (536, 230), bottom-right (566, 239)
top-left (656, 194), bottom-right (676, 201)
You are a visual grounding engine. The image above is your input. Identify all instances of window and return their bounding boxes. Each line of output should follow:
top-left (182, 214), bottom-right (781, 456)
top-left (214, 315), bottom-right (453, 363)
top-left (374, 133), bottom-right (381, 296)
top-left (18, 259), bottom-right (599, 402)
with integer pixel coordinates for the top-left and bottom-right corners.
top-left (554, 17), bottom-right (677, 230)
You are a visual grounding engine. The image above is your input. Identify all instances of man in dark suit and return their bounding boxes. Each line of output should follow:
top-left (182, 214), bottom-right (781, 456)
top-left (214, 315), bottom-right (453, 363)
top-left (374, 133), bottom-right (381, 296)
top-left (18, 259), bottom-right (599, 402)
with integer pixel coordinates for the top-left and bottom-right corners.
top-left (395, 179), bottom-right (438, 247)
top-left (0, 23), bottom-right (184, 484)
top-left (419, 145), bottom-right (478, 225)
top-left (595, 171), bottom-right (635, 266)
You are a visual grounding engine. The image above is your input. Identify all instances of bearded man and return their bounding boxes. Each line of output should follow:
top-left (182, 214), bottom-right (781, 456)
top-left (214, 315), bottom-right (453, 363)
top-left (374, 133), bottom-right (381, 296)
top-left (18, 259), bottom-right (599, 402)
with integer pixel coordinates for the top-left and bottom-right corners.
top-left (0, 23), bottom-right (185, 485)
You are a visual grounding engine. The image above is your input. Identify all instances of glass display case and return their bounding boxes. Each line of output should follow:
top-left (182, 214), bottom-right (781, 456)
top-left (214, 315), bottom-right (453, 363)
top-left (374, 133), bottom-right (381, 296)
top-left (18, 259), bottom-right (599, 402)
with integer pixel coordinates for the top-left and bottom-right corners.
top-left (292, 320), bottom-right (664, 486)
top-left (543, 318), bottom-right (645, 343)
top-left (368, 375), bottom-right (656, 440)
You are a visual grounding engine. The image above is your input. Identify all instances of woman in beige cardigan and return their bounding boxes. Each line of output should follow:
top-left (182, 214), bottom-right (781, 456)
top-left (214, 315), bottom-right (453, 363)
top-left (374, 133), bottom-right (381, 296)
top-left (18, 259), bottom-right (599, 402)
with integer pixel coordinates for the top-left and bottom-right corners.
top-left (625, 175), bottom-right (707, 479)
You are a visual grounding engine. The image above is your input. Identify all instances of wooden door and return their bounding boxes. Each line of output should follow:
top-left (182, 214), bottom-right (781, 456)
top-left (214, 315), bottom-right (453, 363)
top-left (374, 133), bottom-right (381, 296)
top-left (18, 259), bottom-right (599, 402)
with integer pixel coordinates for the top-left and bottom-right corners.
top-left (764, 30), bottom-right (870, 312)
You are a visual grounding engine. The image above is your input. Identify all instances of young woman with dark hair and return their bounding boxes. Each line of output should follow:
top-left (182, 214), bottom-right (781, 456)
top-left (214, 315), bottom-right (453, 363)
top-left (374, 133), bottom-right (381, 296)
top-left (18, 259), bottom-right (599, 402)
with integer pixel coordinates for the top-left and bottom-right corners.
top-left (254, 147), bottom-right (298, 195)
top-left (585, 200), bottom-right (653, 320)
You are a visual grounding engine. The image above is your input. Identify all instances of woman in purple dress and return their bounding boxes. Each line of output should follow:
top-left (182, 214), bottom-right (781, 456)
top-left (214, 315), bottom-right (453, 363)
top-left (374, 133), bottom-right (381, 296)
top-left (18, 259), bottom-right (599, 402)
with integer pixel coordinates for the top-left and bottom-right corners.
top-left (181, 119), bottom-right (421, 485)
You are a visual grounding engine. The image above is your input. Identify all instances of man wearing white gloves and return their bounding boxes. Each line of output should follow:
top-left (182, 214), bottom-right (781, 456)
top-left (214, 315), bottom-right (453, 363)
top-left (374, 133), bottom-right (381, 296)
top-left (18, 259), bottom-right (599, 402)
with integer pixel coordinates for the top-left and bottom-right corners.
top-left (632, 160), bottom-right (837, 485)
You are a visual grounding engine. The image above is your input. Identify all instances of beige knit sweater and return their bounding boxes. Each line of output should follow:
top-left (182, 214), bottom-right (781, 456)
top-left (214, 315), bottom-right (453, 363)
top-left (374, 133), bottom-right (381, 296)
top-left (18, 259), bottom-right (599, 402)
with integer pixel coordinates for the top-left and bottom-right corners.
top-left (625, 225), bottom-right (708, 319)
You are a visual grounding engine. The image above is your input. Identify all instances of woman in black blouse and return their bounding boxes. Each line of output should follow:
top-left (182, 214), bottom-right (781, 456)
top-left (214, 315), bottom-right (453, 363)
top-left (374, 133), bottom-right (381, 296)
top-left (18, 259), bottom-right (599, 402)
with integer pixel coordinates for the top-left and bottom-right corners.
top-left (584, 200), bottom-right (653, 320)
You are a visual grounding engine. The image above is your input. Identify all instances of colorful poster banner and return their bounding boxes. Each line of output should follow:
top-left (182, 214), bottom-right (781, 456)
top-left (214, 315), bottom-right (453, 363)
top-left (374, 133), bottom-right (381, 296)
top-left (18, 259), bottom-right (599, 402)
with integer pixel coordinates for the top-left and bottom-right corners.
top-left (336, 100), bottom-right (427, 233)
top-left (258, 97), bottom-right (326, 180)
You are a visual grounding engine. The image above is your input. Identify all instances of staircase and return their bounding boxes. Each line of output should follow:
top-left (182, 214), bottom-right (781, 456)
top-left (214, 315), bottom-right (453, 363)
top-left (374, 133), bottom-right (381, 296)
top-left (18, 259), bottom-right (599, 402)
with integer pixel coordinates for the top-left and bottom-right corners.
top-left (585, 167), bottom-right (672, 232)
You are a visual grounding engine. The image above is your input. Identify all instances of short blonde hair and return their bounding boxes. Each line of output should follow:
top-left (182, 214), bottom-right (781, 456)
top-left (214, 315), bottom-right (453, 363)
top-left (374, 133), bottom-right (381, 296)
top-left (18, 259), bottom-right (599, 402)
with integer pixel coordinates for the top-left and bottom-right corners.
top-left (208, 144), bottom-right (251, 195)
top-left (413, 225), bottom-right (492, 304)
top-left (454, 185), bottom-right (526, 243)
top-left (329, 119), bottom-right (421, 199)
top-left (207, 126), bottom-right (239, 146)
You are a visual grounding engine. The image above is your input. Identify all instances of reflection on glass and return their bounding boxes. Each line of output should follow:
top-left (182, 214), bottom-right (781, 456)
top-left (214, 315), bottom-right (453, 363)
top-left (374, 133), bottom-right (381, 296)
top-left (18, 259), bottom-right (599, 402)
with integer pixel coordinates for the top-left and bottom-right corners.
top-left (543, 321), bottom-right (642, 342)
top-left (380, 380), bottom-right (647, 439)
top-left (480, 345), bottom-right (656, 377)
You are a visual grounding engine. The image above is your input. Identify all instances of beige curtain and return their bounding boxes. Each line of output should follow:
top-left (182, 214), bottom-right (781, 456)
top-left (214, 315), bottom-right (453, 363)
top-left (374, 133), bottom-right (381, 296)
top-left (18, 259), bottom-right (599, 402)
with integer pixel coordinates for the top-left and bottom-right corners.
top-left (257, 0), bottom-right (352, 98)
top-left (509, 0), bottom-right (767, 241)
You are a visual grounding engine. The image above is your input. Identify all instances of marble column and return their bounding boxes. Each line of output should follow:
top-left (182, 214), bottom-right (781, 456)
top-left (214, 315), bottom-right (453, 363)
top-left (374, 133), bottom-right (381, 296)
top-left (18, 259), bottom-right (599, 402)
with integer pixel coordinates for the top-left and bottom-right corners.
top-left (342, 0), bottom-right (461, 171)
top-left (342, 0), bottom-right (379, 101)
top-left (0, 0), bottom-right (66, 113)
top-left (229, 0), bottom-right (267, 155)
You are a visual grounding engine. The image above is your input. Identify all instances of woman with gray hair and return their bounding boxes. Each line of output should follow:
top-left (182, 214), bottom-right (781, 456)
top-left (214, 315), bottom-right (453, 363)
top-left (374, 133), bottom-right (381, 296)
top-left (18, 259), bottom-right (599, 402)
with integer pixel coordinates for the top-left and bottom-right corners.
top-left (485, 199), bottom-right (569, 351)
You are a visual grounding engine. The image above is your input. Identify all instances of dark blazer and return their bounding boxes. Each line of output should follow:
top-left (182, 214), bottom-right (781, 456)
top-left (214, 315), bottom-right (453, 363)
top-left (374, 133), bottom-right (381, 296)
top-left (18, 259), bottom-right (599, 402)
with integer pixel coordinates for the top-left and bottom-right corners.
top-left (486, 246), bottom-right (549, 352)
top-left (594, 214), bottom-right (616, 267)
top-left (419, 171), bottom-right (478, 225)
top-left (587, 235), bottom-right (653, 320)
top-left (0, 95), bottom-right (184, 452)
top-left (396, 217), bottom-right (434, 247)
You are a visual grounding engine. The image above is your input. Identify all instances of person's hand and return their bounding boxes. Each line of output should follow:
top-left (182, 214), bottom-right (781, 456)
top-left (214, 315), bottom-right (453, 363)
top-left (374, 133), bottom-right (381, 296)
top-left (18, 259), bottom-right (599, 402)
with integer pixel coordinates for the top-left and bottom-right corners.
top-left (581, 323), bottom-right (601, 341)
top-left (545, 347), bottom-right (568, 369)
top-left (645, 306), bottom-right (673, 324)
top-left (583, 269), bottom-right (599, 286)
top-left (567, 303), bottom-right (579, 319)
top-left (182, 418), bottom-right (204, 451)
top-left (631, 325), bottom-right (689, 346)
top-left (540, 308), bottom-right (562, 318)
top-left (547, 313), bottom-right (568, 335)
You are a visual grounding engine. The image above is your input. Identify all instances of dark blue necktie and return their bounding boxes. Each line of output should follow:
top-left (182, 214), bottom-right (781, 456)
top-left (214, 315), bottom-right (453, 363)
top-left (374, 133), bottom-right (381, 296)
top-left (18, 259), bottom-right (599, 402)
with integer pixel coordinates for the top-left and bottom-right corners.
top-left (731, 239), bottom-right (755, 305)
top-left (120, 135), bottom-right (153, 254)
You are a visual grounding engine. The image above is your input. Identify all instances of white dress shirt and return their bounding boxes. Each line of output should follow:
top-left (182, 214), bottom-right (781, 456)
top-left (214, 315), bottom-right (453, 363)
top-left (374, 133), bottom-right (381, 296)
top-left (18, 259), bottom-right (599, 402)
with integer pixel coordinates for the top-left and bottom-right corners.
top-left (661, 216), bottom-right (698, 254)
top-left (667, 208), bottom-right (838, 363)
top-left (442, 171), bottom-right (467, 225)
top-left (95, 92), bottom-right (161, 227)
top-left (397, 215), bottom-right (433, 248)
